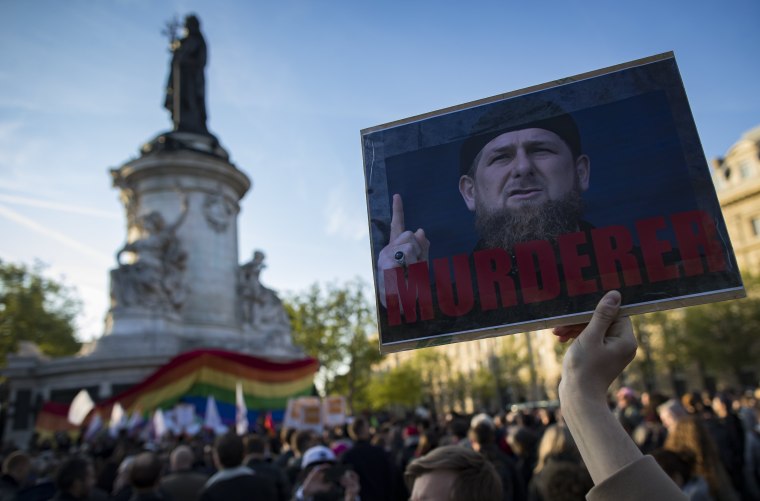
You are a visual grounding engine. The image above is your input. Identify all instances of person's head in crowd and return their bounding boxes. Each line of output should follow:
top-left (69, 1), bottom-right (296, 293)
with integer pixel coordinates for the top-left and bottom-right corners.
top-left (711, 392), bottom-right (732, 418)
top-left (468, 421), bottom-right (496, 452)
top-left (534, 424), bottom-right (580, 474)
top-left (415, 430), bottom-right (439, 458)
top-left (321, 427), bottom-right (335, 445)
top-left (506, 410), bottom-right (524, 428)
top-left (370, 423), bottom-right (391, 449)
top-left (405, 445), bottom-right (502, 501)
top-left (537, 407), bottom-right (557, 427)
top-left (534, 460), bottom-right (593, 501)
top-left (31, 451), bottom-right (59, 483)
top-left (642, 392), bottom-right (668, 420)
top-left (214, 432), bottom-right (245, 470)
top-left (280, 427), bottom-right (296, 451)
top-left (738, 394), bottom-right (759, 433)
top-left (292, 430), bottom-right (316, 458)
top-left (740, 390), bottom-right (757, 409)
top-left (469, 413), bottom-right (493, 430)
top-left (681, 392), bottom-right (704, 415)
top-left (130, 452), bottom-right (162, 493)
top-left (651, 449), bottom-right (695, 488)
top-left (302, 445), bottom-right (336, 470)
top-left (169, 444), bottom-right (195, 472)
top-left (700, 390), bottom-right (714, 405)
top-left (664, 415), bottom-right (727, 498)
top-left (244, 434), bottom-right (269, 460)
top-left (458, 102), bottom-right (591, 251)
top-left (348, 416), bottom-right (370, 442)
top-left (112, 455), bottom-right (135, 496)
top-left (616, 387), bottom-right (637, 408)
top-left (297, 445), bottom-right (360, 500)
top-left (2, 450), bottom-right (31, 487)
top-left (449, 417), bottom-right (469, 443)
top-left (640, 391), bottom-right (651, 408)
top-left (507, 426), bottom-right (539, 459)
top-left (54, 456), bottom-right (95, 499)
top-left (330, 439), bottom-right (352, 458)
top-left (403, 425), bottom-right (420, 447)
top-left (657, 399), bottom-right (687, 431)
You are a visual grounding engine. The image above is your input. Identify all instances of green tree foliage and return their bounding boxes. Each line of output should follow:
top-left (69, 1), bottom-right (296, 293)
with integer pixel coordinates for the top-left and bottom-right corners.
top-left (283, 279), bottom-right (381, 412)
top-left (471, 365), bottom-right (496, 402)
top-left (367, 363), bottom-right (424, 410)
top-left (681, 294), bottom-right (760, 383)
top-left (632, 275), bottom-right (760, 391)
top-left (0, 260), bottom-right (82, 363)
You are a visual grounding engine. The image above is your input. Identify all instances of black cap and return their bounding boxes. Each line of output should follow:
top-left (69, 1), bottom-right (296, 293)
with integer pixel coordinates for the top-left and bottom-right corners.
top-left (459, 100), bottom-right (582, 176)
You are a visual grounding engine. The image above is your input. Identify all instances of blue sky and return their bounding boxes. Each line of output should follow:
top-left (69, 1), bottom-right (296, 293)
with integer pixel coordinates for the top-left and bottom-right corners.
top-left (1, 0), bottom-right (758, 341)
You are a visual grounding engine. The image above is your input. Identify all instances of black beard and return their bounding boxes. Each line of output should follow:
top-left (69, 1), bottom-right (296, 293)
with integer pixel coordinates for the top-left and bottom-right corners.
top-left (474, 190), bottom-right (585, 251)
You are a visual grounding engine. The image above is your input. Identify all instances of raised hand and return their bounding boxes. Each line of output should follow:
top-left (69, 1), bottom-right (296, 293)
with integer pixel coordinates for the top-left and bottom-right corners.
top-left (559, 290), bottom-right (638, 400)
top-left (376, 194), bottom-right (430, 307)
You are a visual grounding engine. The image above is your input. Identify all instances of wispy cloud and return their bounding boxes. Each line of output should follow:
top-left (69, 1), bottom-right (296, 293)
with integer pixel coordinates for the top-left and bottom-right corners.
top-left (324, 185), bottom-right (368, 241)
top-left (0, 203), bottom-right (112, 266)
top-left (0, 193), bottom-right (119, 219)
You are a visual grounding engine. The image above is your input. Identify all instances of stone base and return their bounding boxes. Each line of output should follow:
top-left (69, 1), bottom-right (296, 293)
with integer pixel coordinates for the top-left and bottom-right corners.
top-left (104, 307), bottom-right (182, 336)
top-left (140, 131), bottom-right (230, 160)
top-left (88, 331), bottom-right (181, 358)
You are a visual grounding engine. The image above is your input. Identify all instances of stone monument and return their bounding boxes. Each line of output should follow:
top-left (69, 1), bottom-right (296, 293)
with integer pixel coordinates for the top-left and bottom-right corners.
top-left (94, 13), bottom-right (299, 358)
top-left (2, 15), bottom-right (300, 446)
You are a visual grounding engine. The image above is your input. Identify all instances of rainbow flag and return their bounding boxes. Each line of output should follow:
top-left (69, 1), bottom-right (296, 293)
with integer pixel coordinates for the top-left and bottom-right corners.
top-left (34, 401), bottom-right (79, 440)
top-left (100, 349), bottom-right (318, 426)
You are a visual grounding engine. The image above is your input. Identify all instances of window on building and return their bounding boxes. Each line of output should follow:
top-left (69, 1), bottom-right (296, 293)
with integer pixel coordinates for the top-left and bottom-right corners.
top-left (713, 173), bottom-right (724, 189)
top-left (751, 217), bottom-right (760, 236)
top-left (12, 389), bottom-right (31, 430)
top-left (740, 160), bottom-right (753, 179)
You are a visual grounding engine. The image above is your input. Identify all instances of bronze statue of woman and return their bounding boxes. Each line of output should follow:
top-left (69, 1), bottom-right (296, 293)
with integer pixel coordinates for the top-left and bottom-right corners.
top-left (164, 15), bottom-right (209, 135)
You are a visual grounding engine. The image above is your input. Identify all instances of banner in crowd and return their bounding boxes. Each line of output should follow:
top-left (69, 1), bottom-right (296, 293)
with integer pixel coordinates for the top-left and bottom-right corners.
top-left (97, 349), bottom-right (319, 428)
top-left (283, 395), bottom-right (348, 431)
top-left (35, 401), bottom-right (79, 440)
top-left (36, 350), bottom-right (318, 438)
top-left (361, 51), bottom-right (745, 353)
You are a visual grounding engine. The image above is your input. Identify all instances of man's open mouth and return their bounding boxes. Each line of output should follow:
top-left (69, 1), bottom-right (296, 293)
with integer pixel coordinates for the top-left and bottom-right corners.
top-left (508, 188), bottom-right (541, 198)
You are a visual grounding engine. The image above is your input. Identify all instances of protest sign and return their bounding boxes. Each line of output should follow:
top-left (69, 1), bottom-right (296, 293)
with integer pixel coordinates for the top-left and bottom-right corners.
top-left (322, 396), bottom-right (347, 427)
top-left (284, 396), bottom-right (323, 431)
top-left (361, 52), bottom-right (744, 353)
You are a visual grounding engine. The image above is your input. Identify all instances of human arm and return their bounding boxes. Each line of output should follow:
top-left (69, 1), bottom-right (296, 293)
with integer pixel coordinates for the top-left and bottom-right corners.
top-left (376, 194), bottom-right (430, 307)
top-left (558, 291), bottom-right (687, 501)
top-left (340, 470), bottom-right (360, 501)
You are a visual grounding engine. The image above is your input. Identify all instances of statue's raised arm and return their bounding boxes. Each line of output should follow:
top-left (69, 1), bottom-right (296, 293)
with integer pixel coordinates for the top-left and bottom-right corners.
top-left (164, 14), bottom-right (208, 135)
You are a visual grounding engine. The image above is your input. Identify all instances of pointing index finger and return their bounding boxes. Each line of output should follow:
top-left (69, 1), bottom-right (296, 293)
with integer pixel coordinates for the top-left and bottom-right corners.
top-left (389, 194), bottom-right (405, 241)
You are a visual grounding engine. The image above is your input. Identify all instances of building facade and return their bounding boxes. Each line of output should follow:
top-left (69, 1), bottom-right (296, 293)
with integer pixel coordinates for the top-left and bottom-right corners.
top-left (712, 125), bottom-right (760, 273)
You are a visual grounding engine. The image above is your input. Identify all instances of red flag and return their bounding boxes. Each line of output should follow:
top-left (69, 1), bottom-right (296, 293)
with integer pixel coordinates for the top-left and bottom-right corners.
top-left (264, 411), bottom-right (275, 437)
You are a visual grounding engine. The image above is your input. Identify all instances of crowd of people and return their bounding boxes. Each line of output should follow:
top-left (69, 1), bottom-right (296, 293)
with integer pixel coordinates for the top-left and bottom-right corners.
top-left (0, 292), bottom-right (758, 501)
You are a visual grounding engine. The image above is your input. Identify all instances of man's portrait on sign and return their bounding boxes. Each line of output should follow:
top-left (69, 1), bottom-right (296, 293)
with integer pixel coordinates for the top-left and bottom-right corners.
top-left (361, 52), bottom-right (744, 353)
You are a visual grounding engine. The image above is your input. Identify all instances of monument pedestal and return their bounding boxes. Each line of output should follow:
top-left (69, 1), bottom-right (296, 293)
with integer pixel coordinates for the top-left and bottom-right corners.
top-left (2, 132), bottom-right (303, 447)
top-left (1, 18), bottom-right (307, 444)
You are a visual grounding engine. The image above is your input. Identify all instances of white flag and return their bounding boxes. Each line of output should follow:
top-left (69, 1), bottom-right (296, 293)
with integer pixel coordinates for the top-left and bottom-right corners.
top-left (174, 403), bottom-right (196, 432)
top-left (83, 413), bottom-right (102, 442)
top-left (127, 409), bottom-right (144, 434)
top-left (109, 403), bottom-right (127, 437)
top-left (163, 409), bottom-right (182, 436)
top-left (153, 409), bottom-right (167, 439)
top-left (204, 395), bottom-right (227, 435)
top-left (67, 389), bottom-right (94, 426)
top-left (235, 381), bottom-right (249, 435)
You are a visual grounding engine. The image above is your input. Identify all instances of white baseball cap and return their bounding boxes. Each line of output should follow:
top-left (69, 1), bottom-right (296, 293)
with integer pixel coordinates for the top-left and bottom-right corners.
top-left (302, 445), bottom-right (336, 469)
